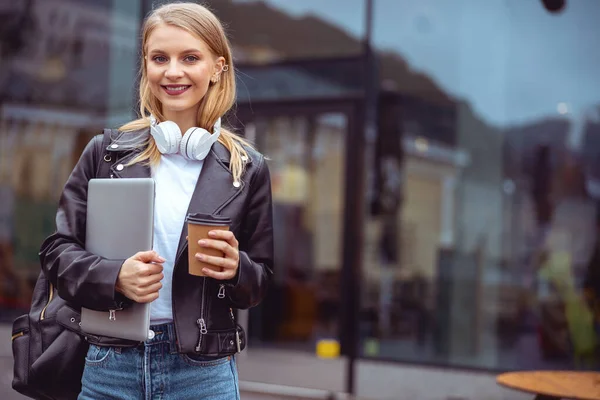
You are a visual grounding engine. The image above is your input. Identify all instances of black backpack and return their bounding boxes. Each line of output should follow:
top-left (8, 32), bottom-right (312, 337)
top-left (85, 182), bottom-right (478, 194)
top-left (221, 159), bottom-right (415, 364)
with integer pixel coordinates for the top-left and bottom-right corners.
top-left (11, 129), bottom-right (115, 400)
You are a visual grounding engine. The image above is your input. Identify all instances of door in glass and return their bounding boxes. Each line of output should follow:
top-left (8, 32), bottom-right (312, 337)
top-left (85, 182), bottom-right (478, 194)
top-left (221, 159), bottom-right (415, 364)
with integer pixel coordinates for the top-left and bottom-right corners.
top-left (238, 110), bottom-right (350, 391)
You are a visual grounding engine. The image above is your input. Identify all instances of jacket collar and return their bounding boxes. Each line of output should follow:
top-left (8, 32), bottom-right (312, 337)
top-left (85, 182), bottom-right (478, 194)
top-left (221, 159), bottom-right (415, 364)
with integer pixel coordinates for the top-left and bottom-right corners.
top-left (106, 127), bottom-right (253, 166)
top-left (105, 128), bottom-right (148, 153)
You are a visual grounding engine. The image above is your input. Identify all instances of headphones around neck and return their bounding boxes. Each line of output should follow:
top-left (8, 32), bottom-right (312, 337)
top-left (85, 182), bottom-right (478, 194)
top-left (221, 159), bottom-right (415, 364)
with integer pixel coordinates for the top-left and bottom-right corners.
top-left (149, 115), bottom-right (221, 161)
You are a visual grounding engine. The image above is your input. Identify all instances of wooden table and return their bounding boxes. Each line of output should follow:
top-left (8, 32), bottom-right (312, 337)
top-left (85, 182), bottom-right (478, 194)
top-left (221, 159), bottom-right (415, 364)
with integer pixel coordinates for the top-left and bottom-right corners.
top-left (496, 371), bottom-right (600, 400)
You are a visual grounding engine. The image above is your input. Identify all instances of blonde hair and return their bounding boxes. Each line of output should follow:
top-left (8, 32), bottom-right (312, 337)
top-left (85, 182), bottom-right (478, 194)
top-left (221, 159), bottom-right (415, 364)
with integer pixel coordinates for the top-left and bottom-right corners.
top-left (120, 2), bottom-right (252, 183)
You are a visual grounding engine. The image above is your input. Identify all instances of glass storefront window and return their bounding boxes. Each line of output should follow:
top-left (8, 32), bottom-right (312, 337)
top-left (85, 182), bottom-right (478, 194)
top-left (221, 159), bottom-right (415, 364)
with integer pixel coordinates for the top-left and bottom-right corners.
top-left (243, 112), bottom-right (348, 347)
top-left (3, 2), bottom-right (599, 392)
top-left (364, 0), bottom-right (600, 371)
top-left (0, 0), bottom-right (140, 322)
top-left (212, 0), bottom-right (366, 63)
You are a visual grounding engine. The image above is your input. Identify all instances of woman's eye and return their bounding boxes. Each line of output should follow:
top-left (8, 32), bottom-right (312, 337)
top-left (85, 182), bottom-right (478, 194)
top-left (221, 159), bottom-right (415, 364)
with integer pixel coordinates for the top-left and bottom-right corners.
top-left (152, 56), bottom-right (168, 63)
top-left (184, 55), bottom-right (199, 62)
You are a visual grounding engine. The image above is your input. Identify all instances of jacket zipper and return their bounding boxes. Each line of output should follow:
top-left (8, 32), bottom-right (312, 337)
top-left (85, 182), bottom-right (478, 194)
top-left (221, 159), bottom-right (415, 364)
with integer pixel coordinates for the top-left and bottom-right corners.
top-left (11, 332), bottom-right (24, 341)
top-left (195, 278), bottom-right (208, 352)
top-left (230, 308), bottom-right (241, 353)
top-left (108, 302), bottom-right (124, 321)
top-left (218, 284), bottom-right (225, 299)
top-left (40, 282), bottom-right (54, 321)
top-left (171, 232), bottom-right (188, 352)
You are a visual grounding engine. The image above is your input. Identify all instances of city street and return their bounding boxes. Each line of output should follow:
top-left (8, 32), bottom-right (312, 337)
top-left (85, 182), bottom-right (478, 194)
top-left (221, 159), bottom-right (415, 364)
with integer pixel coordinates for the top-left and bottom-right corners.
top-left (0, 323), bottom-right (531, 400)
top-left (0, 0), bottom-right (597, 399)
top-left (0, 356), bottom-right (292, 400)
top-left (0, 326), bottom-right (532, 400)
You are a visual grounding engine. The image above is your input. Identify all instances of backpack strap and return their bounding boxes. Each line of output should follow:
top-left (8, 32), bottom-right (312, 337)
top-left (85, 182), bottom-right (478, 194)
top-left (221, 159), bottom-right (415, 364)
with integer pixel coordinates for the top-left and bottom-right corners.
top-left (95, 129), bottom-right (116, 179)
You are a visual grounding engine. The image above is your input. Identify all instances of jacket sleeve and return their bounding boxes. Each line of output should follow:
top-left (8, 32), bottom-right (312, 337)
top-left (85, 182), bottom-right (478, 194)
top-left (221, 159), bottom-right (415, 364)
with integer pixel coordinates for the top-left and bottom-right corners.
top-left (39, 135), bottom-right (130, 311)
top-left (226, 155), bottom-right (274, 309)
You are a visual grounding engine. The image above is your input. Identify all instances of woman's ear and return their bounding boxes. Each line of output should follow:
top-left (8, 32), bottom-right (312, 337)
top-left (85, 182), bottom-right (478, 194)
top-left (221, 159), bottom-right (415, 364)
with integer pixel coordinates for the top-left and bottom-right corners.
top-left (212, 56), bottom-right (227, 82)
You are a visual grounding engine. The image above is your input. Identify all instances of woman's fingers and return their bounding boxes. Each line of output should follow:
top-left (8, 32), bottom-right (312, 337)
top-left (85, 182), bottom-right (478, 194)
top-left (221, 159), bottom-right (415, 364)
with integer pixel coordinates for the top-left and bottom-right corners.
top-left (139, 273), bottom-right (164, 287)
top-left (195, 252), bottom-right (237, 270)
top-left (194, 230), bottom-right (240, 281)
top-left (134, 281), bottom-right (163, 298)
top-left (208, 230), bottom-right (238, 247)
top-left (201, 266), bottom-right (236, 281)
top-left (198, 239), bottom-right (238, 259)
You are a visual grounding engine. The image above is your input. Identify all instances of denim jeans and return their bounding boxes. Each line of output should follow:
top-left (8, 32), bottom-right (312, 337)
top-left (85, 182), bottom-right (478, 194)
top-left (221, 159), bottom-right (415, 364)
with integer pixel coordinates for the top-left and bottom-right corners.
top-left (78, 323), bottom-right (240, 400)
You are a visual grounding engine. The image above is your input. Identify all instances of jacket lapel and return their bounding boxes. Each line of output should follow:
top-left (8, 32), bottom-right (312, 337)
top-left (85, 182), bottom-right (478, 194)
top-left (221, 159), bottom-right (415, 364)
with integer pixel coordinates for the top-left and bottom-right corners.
top-left (174, 142), bottom-right (246, 259)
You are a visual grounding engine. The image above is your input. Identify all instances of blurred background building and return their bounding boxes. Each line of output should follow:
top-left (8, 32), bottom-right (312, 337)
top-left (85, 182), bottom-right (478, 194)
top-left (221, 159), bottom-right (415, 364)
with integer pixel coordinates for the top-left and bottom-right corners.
top-left (1, 0), bottom-right (599, 399)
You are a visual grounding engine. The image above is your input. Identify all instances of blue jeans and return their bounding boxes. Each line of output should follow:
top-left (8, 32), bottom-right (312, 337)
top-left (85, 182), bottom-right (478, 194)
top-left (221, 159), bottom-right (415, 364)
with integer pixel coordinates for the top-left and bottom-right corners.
top-left (78, 323), bottom-right (240, 400)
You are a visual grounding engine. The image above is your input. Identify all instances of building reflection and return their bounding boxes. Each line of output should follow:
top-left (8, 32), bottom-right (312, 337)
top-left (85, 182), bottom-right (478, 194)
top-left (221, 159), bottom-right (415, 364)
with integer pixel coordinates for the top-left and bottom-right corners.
top-left (0, 1), bottom-right (599, 396)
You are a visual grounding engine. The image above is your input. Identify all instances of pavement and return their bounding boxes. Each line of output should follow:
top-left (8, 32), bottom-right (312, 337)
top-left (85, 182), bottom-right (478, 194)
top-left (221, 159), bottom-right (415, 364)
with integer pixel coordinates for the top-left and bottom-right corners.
top-left (0, 355), bottom-right (305, 400)
top-left (1, 324), bottom-right (530, 400)
top-left (0, 359), bottom-right (291, 400)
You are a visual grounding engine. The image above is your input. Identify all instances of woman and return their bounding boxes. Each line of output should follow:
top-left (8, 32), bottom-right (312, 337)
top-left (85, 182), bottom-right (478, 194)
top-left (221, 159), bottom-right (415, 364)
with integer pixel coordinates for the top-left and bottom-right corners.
top-left (39, 3), bottom-right (273, 399)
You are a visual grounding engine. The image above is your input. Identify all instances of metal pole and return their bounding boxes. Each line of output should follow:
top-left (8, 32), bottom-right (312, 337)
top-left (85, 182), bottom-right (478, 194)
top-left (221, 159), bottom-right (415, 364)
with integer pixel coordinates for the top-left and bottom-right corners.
top-left (343, 0), bottom-right (375, 396)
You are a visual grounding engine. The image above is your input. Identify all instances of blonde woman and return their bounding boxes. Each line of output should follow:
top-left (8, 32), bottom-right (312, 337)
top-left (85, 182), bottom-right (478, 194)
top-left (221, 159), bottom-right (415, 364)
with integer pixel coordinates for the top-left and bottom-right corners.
top-left (39, 3), bottom-right (273, 399)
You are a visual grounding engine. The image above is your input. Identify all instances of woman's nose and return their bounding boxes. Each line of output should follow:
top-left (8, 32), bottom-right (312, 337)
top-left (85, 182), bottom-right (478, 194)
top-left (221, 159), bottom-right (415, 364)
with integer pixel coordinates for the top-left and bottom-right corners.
top-left (165, 61), bottom-right (184, 78)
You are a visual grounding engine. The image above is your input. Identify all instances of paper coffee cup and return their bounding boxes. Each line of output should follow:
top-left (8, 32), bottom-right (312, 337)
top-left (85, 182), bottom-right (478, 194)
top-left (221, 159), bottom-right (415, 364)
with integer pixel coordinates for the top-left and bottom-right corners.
top-left (186, 213), bottom-right (231, 276)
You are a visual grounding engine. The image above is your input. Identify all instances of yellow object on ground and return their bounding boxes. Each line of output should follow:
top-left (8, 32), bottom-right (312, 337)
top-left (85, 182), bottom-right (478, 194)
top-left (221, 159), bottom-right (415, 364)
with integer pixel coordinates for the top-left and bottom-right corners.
top-left (316, 339), bottom-right (340, 358)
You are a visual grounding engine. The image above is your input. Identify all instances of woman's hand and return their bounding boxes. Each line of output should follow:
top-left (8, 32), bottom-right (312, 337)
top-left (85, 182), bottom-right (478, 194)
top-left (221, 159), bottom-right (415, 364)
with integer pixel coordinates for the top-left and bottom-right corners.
top-left (116, 250), bottom-right (165, 303)
top-left (196, 230), bottom-right (240, 280)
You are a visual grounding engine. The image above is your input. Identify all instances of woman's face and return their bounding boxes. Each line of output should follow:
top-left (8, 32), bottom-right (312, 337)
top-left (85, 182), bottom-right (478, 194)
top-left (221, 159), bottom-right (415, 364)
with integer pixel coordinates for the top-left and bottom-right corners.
top-left (145, 24), bottom-right (224, 121)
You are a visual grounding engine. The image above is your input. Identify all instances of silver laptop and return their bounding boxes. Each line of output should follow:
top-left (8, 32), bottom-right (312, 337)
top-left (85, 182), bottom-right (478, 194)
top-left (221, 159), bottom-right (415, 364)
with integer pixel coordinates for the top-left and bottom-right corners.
top-left (82, 178), bottom-right (155, 342)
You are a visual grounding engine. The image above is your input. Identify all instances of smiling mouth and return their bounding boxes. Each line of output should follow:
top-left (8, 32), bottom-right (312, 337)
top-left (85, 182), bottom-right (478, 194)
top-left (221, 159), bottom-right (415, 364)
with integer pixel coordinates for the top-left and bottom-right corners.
top-left (161, 85), bottom-right (191, 95)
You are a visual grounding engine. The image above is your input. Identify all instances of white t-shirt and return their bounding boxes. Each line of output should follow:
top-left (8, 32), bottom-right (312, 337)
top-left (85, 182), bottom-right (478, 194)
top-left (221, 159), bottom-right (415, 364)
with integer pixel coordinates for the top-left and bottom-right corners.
top-left (150, 153), bottom-right (203, 323)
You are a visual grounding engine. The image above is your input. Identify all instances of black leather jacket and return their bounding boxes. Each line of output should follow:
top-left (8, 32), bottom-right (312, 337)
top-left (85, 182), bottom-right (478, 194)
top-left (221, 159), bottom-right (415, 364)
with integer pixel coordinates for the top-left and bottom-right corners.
top-left (39, 129), bottom-right (274, 357)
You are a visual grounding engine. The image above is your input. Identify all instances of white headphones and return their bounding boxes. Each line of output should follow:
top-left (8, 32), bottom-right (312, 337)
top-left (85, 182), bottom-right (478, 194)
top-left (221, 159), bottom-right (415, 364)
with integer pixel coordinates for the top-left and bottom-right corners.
top-left (149, 115), bottom-right (221, 161)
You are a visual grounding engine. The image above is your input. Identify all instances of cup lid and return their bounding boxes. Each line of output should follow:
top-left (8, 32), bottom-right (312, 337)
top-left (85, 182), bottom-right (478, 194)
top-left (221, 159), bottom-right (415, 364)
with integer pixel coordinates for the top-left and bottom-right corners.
top-left (186, 213), bottom-right (231, 225)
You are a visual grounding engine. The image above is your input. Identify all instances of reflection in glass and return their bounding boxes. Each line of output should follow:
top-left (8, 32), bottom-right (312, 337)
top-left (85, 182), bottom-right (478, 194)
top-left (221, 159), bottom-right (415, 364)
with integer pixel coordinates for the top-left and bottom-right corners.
top-left (1, 0), bottom-right (599, 381)
top-left (0, 0), bottom-right (140, 321)
top-left (249, 113), bottom-right (346, 347)
top-left (362, 0), bottom-right (600, 372)
top-left (213, 0), bottom-right (365, 63)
